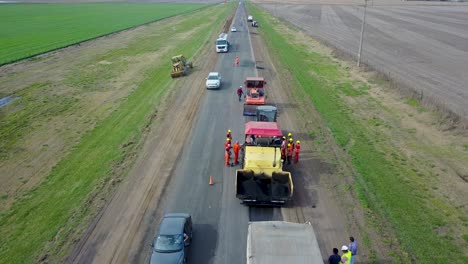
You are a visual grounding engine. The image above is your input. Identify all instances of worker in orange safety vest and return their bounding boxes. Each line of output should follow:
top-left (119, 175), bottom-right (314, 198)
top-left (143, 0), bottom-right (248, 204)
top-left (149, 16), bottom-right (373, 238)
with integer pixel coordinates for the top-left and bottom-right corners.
top-left (287, 143), bottom-right (293, 165)
top-left (281, 136), bottom-right (287, 160)
top-left (233, 141), bottom-right (241, 165)
top-left (294, 140), bottom-right (301, 163)
top-left (288, 137), bottom-right (295, 149)
top-left (225, 138), bottom-right (232, 166)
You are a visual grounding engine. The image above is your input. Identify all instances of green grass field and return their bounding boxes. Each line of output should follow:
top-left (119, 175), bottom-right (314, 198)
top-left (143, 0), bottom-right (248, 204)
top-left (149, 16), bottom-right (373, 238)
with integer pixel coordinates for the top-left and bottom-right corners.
top-left (248, 3), bottom-right (467, 264)
top-left (0, 3), bottom-right (233, 263)
top-left (0, 3), bottom-right (206, 65)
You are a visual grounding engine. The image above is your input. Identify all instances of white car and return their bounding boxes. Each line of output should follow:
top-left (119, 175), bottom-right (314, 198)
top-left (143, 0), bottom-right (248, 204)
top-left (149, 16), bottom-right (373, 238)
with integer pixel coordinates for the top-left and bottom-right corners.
top-left (231, 27), bottom-right (237, 32)
top-left (206, 72), bottom-right (221, 89)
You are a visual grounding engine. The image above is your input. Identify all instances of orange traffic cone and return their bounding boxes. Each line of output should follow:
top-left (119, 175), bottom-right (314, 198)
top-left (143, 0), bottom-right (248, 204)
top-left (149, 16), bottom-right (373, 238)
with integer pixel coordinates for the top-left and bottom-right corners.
top-left (209, 176), bottom-right (214, 185)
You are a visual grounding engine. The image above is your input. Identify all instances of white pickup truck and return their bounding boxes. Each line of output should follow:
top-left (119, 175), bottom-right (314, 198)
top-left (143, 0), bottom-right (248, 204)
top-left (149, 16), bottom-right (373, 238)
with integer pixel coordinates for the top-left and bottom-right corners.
top-left (246, 221), bottom-right (323, 264)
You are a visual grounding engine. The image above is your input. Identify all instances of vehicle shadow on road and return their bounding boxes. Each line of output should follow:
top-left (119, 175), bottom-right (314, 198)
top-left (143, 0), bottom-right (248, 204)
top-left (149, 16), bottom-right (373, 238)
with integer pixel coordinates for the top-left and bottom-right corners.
top-left (285, 157), bottom-right (333, 209)
top-left (188, 223), bottom-right (217, 263)
top-left (249, 206), bottom-right (283, 221)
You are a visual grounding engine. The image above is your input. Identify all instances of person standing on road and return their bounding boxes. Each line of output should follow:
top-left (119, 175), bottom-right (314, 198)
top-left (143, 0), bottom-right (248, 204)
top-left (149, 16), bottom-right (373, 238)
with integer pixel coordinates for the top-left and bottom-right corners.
top-left (226, 129), bottom-right (232, 140)
top-left (294, 140), bottom-right (301, 163)
top-left (237, 86), bottom-right (244, 101)
top-left (225, 138), bottom-right (231, 153)
top-left (280, 139), bottom-right (286, 160)
top-left (225, 149), bottom-right (230, 166)
top-left (348, 237), bottom-right (358, 264)
top-left (286, 143), bottom-right (293, 165)
top-left (281, 136), bottom-right (286, 147)
top-left (280, 136), bottom-right (287, 162)
top-left (225, 138), bottom-right (232, 166)
top-left (340, 245), bottom-right (352, 264)
top-left (328, 248), bottom-right (341, 264)
top-left (233, 141), bottom-right (241, 165)
top-left (288, 137), bottom-right (295, 149)
top-left (235, 55), bottom-right (240, 67)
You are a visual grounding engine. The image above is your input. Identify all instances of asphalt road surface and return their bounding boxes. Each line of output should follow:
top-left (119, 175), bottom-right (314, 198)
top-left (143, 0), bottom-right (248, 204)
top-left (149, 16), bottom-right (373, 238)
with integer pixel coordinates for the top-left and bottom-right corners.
top-left (161, 4), bottom-right (283, 263)
top-left (259, 3), bottom-right (468, 119)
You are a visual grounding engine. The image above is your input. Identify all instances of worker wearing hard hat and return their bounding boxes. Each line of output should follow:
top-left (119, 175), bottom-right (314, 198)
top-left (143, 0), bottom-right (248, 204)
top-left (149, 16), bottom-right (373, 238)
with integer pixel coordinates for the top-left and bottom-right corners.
top-left (225, 138), bottom-right (231, 151)
top-left (294, 140), bottom-right (301, 163)
top-left (226, 129), bottom-right (232, 140)
top-left (341, 245), bottom-right (352, 264)
top-left (287, 143), bottom-right (293, 165)
top-left (225, 138), bottom-right (232, 166)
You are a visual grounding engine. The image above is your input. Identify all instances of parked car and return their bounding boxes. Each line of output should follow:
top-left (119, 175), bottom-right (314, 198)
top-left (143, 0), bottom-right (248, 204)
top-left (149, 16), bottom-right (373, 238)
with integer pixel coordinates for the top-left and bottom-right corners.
top-left (206, 72), bottom-right (221, 89)
top-left (150, 213), bottom-right (193, 264)
top-left (231, 26), bottom-right (237, 32)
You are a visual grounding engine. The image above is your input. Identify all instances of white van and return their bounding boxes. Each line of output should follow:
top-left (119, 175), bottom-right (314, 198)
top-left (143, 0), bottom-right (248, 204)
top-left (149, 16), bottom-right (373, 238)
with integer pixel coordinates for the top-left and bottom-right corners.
top-left (216, 33), bottom-right (229, 53)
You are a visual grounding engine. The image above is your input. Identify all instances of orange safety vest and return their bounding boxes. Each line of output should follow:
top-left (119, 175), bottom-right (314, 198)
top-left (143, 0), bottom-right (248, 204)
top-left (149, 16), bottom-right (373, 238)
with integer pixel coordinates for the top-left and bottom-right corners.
top-left (295, 144), bottom-right (301, 154)
top-left (233, 143), bottom-right (240, 154)
top-left (287, 145), bottom-right (293, 156)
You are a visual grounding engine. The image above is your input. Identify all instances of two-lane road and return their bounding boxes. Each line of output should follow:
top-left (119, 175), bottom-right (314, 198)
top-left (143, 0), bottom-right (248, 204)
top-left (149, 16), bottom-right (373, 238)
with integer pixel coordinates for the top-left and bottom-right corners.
top-left (161, 3), bottom-right (279, 263)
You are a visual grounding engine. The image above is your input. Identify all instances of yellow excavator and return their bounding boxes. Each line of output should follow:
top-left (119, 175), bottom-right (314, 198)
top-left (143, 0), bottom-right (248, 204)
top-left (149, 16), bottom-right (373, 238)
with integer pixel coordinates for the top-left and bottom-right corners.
top-left (170, 55), bottom-right (193, 78)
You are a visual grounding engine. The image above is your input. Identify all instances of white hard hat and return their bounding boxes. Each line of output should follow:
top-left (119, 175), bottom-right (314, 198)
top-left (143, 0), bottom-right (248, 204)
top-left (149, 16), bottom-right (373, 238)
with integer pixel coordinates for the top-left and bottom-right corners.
top-left (341, 245), bottom-right (348, 251)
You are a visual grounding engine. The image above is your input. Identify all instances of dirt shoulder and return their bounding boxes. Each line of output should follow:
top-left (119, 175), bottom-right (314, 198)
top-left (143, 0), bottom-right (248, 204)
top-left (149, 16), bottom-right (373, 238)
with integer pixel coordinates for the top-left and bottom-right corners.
top-left (249, 16), bottom-right (384, 263)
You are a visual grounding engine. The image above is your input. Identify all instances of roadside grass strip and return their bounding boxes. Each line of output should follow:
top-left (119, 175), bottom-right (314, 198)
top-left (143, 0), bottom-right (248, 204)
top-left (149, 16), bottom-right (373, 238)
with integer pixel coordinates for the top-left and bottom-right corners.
top-left (248, 3), bottom-right (466, 264)
top-left (0, 3), bottom-right (233, 263)
top-left (0, 3), bottom-right (207, 65)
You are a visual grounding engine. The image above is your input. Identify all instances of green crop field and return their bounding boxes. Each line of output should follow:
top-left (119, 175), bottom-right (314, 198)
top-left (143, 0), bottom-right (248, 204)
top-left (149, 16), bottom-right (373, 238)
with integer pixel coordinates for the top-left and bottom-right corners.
top-left (0, 3), bottom-right (206, 65)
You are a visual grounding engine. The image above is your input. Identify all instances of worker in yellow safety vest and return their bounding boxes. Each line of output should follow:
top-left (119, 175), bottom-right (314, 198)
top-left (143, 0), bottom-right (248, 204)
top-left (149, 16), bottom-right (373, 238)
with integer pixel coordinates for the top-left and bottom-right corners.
top-left (340, 245), bottom-right (352, 264)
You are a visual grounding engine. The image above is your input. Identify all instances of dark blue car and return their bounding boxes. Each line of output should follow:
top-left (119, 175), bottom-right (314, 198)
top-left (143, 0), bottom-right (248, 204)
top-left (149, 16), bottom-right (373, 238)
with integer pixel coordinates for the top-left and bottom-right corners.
top-left (150, 213), bottom-right (193, 264)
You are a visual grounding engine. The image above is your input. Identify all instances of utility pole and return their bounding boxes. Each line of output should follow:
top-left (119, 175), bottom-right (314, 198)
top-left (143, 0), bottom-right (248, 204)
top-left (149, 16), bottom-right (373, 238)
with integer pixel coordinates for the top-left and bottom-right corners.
top-left (357, 0), bottom-right (368, 67)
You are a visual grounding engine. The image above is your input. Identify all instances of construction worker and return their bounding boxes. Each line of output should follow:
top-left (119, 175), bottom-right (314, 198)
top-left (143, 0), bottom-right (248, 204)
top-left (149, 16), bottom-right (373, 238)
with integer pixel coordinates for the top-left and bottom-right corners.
top-left (281, 143), bottom-right (286, 161)
top-left (225, 138), bottom-right (232, 166)
top-left (289, 137), bottom-right (295, 150)
top-left (225, 138), bottom-right (231, 150)
top-left (235, 55), bottom-right (240, 66)
top-left (237, 86), bottom-right (244, 101)
top-left (281, 136), bottom-right (286, 147)
top-left (226, 129), bottom-right (232, 140)
top-left (233, 141), bottom-right (241, 165)
top-left (280, 136), bottom-right (287, 160)
top-left (294, 140), bottom-right (301, 163)
top-left (225, 149), bottom-right (230, 166)
top-left (288, 132), bottom-right (292, 139)
top-left (287, 143), bottom-right (293, 165)
top-left (341, 245), bottom-right (352, 264)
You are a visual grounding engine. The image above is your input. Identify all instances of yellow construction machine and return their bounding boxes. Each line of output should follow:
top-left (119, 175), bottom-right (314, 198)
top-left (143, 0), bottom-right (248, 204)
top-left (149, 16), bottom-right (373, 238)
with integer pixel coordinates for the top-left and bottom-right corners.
top-left (235, 122), bottom-right (293, 206)
top-left (170, 55), bottom-right (193, 78)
